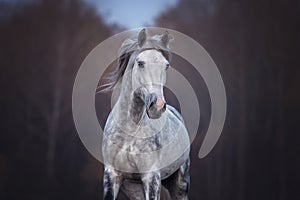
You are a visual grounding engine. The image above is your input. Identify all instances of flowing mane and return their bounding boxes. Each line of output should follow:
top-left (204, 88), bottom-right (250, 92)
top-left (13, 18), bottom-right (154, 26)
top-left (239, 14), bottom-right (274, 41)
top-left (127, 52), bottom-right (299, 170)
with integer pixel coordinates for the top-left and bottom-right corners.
top-left (100, 33), bottom-right (172, 92)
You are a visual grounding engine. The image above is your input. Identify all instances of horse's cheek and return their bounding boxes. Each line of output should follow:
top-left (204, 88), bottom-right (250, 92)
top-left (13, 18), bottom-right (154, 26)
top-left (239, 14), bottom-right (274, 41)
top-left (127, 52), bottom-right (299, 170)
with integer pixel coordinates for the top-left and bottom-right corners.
top-left (132, 74), bottom-right (140, 90)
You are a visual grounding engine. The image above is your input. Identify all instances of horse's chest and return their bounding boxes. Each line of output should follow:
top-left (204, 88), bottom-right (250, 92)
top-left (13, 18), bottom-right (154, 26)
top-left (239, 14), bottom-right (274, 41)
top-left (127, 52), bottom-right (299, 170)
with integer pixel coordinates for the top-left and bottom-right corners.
top-left (104, 132), bottom-right (163, 155)
top-left (127, 135), bottom-right (162, 153)
top-left (102, 112), bottom-right (190, 173)
top-left (103, 131), bottom-right (165, 171)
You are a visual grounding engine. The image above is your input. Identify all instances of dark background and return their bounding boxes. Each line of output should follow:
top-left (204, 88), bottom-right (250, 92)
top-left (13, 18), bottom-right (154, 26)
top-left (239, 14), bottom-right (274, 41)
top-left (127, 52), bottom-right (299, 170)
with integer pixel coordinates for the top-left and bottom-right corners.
top-left (1, 0), bottom-right (299, 199)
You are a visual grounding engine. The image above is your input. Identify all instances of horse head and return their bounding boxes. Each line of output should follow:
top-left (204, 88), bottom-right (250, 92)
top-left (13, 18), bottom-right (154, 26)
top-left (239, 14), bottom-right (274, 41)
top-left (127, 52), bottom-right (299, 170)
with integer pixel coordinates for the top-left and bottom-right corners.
top-left (131, 29), bottom-right (172, 119)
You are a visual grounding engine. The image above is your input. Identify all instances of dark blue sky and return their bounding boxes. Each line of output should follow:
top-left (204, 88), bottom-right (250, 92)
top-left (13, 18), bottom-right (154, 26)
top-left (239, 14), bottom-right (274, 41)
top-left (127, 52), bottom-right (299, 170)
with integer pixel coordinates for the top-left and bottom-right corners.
top-left (84, 0), bottom-right (178, 29)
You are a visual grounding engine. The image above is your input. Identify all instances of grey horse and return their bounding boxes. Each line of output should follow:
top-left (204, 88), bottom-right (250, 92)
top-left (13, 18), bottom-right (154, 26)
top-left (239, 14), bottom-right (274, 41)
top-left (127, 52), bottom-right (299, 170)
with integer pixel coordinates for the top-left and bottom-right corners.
top-left (101, 29), bottom-right (190, 200)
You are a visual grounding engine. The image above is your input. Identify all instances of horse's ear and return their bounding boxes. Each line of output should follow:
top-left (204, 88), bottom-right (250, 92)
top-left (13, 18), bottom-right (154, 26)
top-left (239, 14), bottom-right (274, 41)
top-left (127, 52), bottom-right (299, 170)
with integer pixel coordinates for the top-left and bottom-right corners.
top-left (138, 28), bottom-right (147, 47)
top-left (161, 30), bottom-right (173, 48)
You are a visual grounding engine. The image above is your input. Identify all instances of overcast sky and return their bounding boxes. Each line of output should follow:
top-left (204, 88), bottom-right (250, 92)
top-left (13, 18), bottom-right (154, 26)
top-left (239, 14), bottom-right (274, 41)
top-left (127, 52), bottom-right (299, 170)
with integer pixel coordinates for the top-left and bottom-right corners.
top-left (84, 0), bottom-right (178, 29)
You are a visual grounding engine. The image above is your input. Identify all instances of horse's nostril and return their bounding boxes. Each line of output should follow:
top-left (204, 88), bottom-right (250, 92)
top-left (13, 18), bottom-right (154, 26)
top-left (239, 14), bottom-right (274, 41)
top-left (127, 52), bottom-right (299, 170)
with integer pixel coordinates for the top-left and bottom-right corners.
top-left (149, 101), bottom-right (155, 108)
top-left (148, 93), bottom-right (157, 109)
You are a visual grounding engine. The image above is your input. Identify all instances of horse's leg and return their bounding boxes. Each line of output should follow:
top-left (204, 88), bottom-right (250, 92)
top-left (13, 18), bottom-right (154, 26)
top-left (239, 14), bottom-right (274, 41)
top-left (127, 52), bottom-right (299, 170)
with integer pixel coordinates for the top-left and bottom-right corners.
top-left (121, 179), bottom-right (145, 200)
top-left (121, 179), bottom-right (171, 200)
top-left (167, 158), bottom-right (190, 200)
top-left (141, 172), bottom-right (161, 200)
top-left (103, 166), bottom-right (123, 200)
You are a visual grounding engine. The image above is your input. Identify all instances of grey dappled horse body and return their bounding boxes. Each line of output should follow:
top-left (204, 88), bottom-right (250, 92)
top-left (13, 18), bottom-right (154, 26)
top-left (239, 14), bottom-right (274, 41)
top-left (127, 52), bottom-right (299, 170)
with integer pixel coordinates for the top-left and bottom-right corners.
top-left (101, 29), bottom-right (190, 200)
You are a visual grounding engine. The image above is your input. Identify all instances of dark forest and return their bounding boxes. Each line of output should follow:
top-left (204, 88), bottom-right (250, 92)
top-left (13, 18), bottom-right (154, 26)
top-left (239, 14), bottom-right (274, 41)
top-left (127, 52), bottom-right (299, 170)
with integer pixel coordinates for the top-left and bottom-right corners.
top-left (0, 0), bottom-right (299, 199)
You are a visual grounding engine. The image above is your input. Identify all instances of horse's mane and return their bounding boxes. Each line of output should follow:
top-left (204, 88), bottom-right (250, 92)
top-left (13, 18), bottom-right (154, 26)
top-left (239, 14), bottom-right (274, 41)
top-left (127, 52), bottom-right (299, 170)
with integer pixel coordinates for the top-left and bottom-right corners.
top-left (99, 33), bottom-right (172, 93)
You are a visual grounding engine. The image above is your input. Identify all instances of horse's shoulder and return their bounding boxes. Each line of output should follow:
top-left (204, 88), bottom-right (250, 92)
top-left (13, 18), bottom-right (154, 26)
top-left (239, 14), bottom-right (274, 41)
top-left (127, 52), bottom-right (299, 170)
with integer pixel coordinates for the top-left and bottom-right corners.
top-left (166, 105), bottom-right (184, 124)
top-left (103, 112), bottom-right (116, 136)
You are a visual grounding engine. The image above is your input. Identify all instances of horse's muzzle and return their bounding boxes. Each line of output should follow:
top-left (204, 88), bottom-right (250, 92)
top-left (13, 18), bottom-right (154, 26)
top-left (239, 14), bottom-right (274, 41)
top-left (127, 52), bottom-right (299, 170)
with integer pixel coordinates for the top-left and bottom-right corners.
top-left (146, 93), bottom-right (166, 119)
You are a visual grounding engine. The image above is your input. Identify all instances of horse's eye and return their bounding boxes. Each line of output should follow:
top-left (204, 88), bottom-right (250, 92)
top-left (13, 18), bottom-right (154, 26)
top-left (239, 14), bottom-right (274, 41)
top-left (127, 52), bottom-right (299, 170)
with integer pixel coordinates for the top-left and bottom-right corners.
top-left (137, 61), bottom-right (145, 68)
top-left (166, 63), bottom-right (170, 70)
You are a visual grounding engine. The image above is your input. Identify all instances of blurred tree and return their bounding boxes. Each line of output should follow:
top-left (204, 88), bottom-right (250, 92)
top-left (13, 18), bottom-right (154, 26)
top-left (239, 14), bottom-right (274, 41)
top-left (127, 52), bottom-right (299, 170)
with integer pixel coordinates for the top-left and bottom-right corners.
top-left (156, 0), bottom-right (300, 199)
top-left (0, 0), bottom-right (113, 199)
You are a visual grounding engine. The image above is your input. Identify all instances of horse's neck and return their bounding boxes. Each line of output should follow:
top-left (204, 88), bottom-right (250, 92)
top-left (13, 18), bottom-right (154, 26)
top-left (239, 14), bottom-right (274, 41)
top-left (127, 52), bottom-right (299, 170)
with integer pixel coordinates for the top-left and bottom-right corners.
top-left (119, 79), bottom-right (132, 105)
top-left (114, 74), bottom-right (133, 119)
